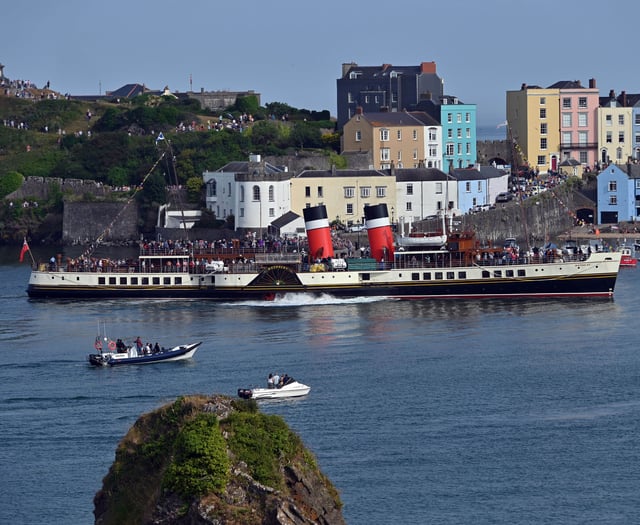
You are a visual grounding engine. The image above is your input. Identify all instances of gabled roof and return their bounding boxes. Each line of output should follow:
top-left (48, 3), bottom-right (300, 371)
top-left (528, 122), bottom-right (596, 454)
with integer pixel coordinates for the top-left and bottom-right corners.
top-left (605, 163), bottom-right (640, 179)
top-left (547, 80), bottom-right (585, 89)
top-left (391, 168), bottom-right (449, 182)
top-left (106, 83), bottom-right (149, 98)
top-left (559, 158), bottom-right (581, 167)
top-left (450, 166), bottom-right (506, 181)
top-left (353, 111), bottom-right (440, 127)
top-left (296, 168), bottom-right (387, 179)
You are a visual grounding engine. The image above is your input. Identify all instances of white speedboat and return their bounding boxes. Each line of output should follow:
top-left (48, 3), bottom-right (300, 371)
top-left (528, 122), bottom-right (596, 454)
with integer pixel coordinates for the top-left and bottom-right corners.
top-left (88, 341), bottom-right (201, 366)
top-left (238, 378), bottom-right (310, 400)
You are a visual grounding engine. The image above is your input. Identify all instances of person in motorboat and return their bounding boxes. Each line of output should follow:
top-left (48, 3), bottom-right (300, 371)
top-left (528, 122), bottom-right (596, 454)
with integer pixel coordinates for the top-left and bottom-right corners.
top-left (267, 373), bottom-right (275, 388)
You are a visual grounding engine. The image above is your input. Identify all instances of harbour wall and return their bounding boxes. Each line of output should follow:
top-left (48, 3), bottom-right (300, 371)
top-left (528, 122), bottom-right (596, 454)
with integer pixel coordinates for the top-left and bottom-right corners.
top-left (63, 202), bottom-right (138, 244)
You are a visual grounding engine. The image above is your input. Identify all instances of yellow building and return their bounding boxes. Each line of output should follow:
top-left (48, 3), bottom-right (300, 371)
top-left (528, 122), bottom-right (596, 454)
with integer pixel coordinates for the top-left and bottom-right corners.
top-left (342, 110), bottom-right (442, 170)
top-left (506, 84), bottom-right (560, 173)
top-left (290, 167), bottom-right (397, 229)
top-left (598, 90), bottom-right (634, 164)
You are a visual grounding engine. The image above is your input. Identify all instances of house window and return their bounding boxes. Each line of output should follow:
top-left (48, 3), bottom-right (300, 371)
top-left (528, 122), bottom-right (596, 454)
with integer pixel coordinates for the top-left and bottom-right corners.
top-left (540, 108), bottom-right (547, 119)
top-left (413, 149), bottom-right (418, 159)
top-left (240, 186), bottom-right (245, 202)
top-left (540, 123), bottom-right (547, 135)
top-left (397, 150), bottom-right (402, 161)
top-left (562, 131), bottom-right (571, 145)
top-left (447, 113), bottom-right (453, 123)
top-left (252, 185), bottom-right (261, 201)
top-left (636, 114), bottom-right (640, 125)
top-left (435, 182), bottom-right (442, 194)
top-left (397, 130), bottom-right (402, 140)
top-left (477, 181), bottom-right (482, 192)
top-left (606, 132), bottom-right (612, 143)
top-left (346, 203), bottom-right (353, 214)
top-left (540, 138), bottom-right (547, 150)
top-left (344, 186), bottom-right (355, 198)
top-left (406, 202), bottom-right (412, 211)
top-left (537, 155), bottom-right (546, 166)
top-left (466, 128), bottom-right (471, 138)
top-left (562, 97), bottom-right (571, 108)
top-left (606, 114), bottom-right (612, 125)
top-left (457, 143), bottom-right (462, 154)
top-left (465, 182), bottom-right (471, 192)
top-left (269, 185), bottom-right (274, 201)
top-left (429, 146), bottom-right (437, 157)
top-left (447, 129), bottom-right (453, 139)
top-left (578, 97), bottom-right (587, 108)
top-left (609, 195), bottom-right (618, 205)
top-left (407, 184), bottom-right (413, 195)
top-left (466, 143), bottom-right (471, 154)
top-left (617, 147), bottom-right (623, 160)
top-left (619, 114), bottom-right (625, 125)
top-left (413, 129), bottom-right (418, 140)
top-left (578, 113), bottom-right (587, 127)
top-left (269, 208), bottom-right (275, 217)
top-left (579, 151), bottom-right (588, 163)
top-left (457, 128), bottom-right (462, 138)
top-left (446, 143), bottom-right (455, 155)
top-left (355, 130), bottom-right (361, 141)
top-left (305, 186), bottom-right (311, 198)
top-left (540, 97), bottom-right (546, 105)
top-left (636, 133), bottom-right (640, 144)
top-left (239, 207), bottom-right (244, 217)
top-left (608, 181), bottom-right (617, 191)
top-left (208, 179), bottom-right (217, 197)
top-left (361, 186), bottom-right (371, 198)
top-left (562, 113), bottom-right (572, 127)
top-left (380, 129), bottom-right (389, 141)
top-left (578, 132), bottom-right (587, 145)
top-left (317, 186), bottom-right (323, 198)
top-left (457, 113), bottom-right (462, 123)
top-left (619, 132), bottom-right (625, 143)
top-left (376, 186), bottom-right (386, 198)
top-left (465, 112), bottom-right (471, 122)
top-left (428, 128), bottom-right (436, 140)
top-left (380, 148), bottom-right (390, 161)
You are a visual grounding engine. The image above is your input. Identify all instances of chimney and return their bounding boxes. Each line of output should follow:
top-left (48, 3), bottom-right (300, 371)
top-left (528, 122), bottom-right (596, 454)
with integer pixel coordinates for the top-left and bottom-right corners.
top-left (521, 83), bottom-right (527, 90)
top-left (356, 106), bottom-right (363, 115)
top-left (609, 89), bottom-right (616, 99)
top-left (622, 91), bottom-right (627, 106)
top-left (342, 62), bottom-right (357, 77)
top-left (420, 61), bottom-right (436, 74)
top-left (589, 78), bottom-right (596, 89)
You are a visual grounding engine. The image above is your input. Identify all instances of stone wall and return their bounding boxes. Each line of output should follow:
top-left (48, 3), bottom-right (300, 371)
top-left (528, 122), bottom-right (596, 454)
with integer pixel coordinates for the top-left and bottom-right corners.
top-left (8, 176), bottom-right (109, 201)
top-left (63, 201), bottom-right (138, 244)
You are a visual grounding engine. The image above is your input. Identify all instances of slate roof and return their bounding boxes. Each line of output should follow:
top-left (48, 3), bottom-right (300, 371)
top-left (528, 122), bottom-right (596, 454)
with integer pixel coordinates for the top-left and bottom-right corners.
top-left (450, 166), bottom-right (506, 181)
top-left (270, 211), bottom-right (300, 229)
top-left (216, 161), bottom-right (286, 176)
top-left (391, 168), bottom-right (449, 182)
top-left (296, 169), bottom-right (388, 179)
top-left (355, 111), bottom-right (439, 127)
top-left (547, 80), bottom-right (586, 89)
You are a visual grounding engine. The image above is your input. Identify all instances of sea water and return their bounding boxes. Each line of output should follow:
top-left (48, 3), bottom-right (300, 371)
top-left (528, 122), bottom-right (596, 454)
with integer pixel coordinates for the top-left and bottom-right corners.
top-left (1, 247), bottom-right (639, 524)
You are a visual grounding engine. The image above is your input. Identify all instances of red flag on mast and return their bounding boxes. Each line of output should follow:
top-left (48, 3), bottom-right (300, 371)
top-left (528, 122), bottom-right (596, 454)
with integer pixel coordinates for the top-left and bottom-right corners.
top-left (19, 239), bottom-right (30, 262)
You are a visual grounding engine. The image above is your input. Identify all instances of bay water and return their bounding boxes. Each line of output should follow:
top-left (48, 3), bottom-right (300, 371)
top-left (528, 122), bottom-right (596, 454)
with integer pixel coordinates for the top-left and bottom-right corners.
top-left (1, 246), bottom-right (639, 524)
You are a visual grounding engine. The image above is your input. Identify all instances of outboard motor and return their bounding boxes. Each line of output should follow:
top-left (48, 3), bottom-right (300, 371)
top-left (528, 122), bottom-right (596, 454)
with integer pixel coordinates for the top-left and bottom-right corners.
top-left (303, 205), bottom-right (335, 260)
top-left (365, 204), bottom-right (395, 266)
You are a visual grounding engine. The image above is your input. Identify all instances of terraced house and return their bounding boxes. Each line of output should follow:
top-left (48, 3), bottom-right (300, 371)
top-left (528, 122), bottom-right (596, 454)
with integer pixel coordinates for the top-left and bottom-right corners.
top-left (342, 110), bottom-right (442, 170)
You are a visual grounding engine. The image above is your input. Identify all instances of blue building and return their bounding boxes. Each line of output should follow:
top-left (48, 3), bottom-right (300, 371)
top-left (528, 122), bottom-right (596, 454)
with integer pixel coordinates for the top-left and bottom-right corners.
top-left (413, 96), bottom-right (478, 170)
top-left (450, 166), bottom-right (508, 214)
top-left (596, 163), bottom-right (640, 223)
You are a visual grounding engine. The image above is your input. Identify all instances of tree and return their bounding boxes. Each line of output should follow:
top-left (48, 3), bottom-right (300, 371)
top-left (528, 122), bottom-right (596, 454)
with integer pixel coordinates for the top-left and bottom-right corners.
top-left (0, 171), bottom-right (25, 198)
top-left (186, 176), bottom-right (203, 204)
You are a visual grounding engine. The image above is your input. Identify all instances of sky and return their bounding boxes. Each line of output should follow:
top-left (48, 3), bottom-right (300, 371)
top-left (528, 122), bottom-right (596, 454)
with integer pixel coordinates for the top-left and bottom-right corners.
top-left (4, 0), bottom-right (639, 127)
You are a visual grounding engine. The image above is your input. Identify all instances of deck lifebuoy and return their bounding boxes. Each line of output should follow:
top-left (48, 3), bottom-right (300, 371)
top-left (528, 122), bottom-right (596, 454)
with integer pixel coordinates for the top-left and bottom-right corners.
top-left (108, 340), bottom-right (116, 351)
top-left (94, 340), bottom-right (102, 351)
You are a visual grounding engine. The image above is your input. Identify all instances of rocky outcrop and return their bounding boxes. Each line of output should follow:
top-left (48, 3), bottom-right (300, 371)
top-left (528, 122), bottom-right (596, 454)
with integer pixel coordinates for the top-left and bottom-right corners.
top-left (94, 395), bottom-right (344, 525)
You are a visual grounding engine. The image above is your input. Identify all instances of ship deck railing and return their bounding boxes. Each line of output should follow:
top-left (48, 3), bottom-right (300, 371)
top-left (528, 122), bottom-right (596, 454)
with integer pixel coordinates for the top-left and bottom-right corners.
top-left (34, 251), bottom-right (593, 274)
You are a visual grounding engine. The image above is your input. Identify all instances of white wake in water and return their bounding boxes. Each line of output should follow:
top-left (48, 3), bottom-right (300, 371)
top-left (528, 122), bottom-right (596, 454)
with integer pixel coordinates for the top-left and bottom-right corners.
top-left (227, 293), bottom-right (390, 307)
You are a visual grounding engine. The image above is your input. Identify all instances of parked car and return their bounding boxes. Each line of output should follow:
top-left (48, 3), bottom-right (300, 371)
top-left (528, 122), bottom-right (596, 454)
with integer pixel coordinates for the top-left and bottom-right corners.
top-left (496, 192), bottom-right (513, 203)
top-left (348, 224), bottom-right (366, 232)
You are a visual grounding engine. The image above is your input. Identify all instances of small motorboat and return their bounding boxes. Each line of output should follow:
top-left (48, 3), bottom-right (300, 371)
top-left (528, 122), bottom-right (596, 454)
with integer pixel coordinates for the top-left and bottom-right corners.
top-left (88, 341), bottom-right (201, 366)
top-left (619, 246), bottom-right (637, 267)
top-left (238, 376), bottom-right (310, 400)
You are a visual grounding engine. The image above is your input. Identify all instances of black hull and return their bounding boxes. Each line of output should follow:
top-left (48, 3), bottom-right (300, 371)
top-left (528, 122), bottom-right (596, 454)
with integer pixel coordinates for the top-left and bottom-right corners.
top-left (30, 274), bottom-right (617, 301)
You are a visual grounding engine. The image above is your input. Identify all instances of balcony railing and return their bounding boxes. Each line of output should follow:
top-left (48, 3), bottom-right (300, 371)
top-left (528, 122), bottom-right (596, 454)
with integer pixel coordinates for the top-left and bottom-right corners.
top-left (559, 142), bottom-right (598, 149)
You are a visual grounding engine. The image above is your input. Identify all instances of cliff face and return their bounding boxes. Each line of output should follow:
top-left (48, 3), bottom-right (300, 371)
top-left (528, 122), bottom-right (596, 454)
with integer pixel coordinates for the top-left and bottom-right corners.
top-left (94, 395), bottom-right (344, 525)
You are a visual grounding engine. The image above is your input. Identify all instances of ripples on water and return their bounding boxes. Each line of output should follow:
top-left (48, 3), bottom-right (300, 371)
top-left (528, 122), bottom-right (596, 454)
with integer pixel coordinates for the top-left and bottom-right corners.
top-left (1, 257), bottom-right (640, 524)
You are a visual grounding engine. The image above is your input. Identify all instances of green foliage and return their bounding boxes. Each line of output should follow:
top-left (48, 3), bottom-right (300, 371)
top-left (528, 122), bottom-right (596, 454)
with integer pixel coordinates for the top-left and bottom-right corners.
top-left (225, 411), bottom-right (303, 489)
top-left (0, 171), bottom-right (25, 198)
top-left (265, 101), bottom-right (296, 119)
top-left (106, 166), bottom-right (130, 187)
top-left (233, 95), bottom-right (260, 115)
top-left (186, 176), bottom-right (203, 203)
top-left (163, 414), bottom-right (230, 497)
top-left (290, 122), bottom-right (323, 149)
top-left (139, 171), bottom-right (167, 206)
